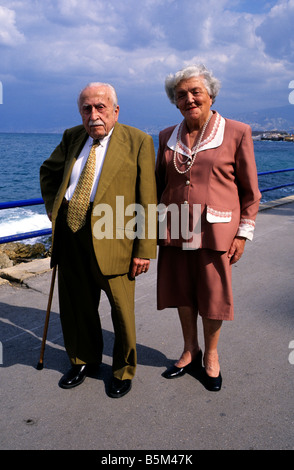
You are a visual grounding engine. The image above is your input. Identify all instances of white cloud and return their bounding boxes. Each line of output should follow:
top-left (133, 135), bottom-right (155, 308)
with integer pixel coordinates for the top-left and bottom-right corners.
top-left (1, 1), bottom-right (292, 80)
top-left (256, 0), bottom-right (294, 61)
top-left (0, 5), bottom-right (25, 46)
top-left (0, 0), bottom-right (293, 130)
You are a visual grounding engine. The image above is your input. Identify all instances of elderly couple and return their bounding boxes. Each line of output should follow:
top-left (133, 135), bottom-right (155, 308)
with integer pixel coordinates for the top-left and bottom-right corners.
top-left (40, 64), bottom-right (261, 398)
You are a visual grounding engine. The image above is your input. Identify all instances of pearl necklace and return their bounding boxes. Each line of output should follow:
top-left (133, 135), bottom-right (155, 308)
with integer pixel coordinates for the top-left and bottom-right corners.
top-left (173, 112), bottom-right (213, 175)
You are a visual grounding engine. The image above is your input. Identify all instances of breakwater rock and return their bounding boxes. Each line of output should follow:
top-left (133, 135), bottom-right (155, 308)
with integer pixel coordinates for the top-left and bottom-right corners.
top-left (0, 242), bottom-right (49, 269)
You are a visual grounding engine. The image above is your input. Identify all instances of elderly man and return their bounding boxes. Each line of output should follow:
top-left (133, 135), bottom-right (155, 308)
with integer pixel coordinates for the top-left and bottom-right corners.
top-left (40, 82), bottom-right (157, 398)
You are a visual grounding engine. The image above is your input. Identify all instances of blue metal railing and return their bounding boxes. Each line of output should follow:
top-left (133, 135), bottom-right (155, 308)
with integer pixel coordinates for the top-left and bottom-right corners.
top-left (0, 198), bottom-right (44, 210)
top-left (0, 168), bottom-right (294, 245)
top-left (258, 168), bottom-right (294, 193)
top-left (0, 198), bottom-right (51, 244)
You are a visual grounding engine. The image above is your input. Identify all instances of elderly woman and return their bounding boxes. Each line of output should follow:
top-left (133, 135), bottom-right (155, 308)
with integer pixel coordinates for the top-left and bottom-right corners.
top-left (156, 64), bottom-right (261, 391)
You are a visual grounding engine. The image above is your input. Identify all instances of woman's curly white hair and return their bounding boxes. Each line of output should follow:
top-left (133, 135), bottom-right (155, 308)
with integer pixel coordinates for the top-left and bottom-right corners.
top-left (165, 64), bottom-right (221, 105)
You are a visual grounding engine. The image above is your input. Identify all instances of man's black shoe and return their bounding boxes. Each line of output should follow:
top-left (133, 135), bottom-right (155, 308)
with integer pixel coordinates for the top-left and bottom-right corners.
top-left (109, 377), bottom-right (132, 398)
top-left (59, 364), bottom-right (88, 389)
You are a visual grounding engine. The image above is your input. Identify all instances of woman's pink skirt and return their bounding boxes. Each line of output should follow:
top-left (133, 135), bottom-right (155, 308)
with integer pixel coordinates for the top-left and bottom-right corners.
top-left (157, 246), bottom-right (234, 321)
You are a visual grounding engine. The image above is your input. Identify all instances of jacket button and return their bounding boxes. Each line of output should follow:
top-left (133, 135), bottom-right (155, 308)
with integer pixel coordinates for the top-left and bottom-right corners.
top-left (183, 200), bottom-right (188, 204)
top-left (186, 180), bottom-right (190, 185)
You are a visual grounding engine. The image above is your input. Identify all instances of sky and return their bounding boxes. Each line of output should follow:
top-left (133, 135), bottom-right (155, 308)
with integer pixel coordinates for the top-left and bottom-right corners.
top-left (0, 0), bottom-right (294, 133)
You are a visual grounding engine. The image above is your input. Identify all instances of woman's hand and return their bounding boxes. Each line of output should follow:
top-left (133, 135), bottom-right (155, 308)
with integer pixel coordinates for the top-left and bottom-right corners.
top-left (228, 237), bottom-right (246, 264)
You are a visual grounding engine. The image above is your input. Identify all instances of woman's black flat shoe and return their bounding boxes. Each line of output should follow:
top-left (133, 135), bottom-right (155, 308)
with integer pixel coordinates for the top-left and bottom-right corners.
top-left (162, 350), bottom-right (203, 379)
top-left (203, 369), bottom-right (222, 391)
top-left (162, 364), bottom-right (186, 379)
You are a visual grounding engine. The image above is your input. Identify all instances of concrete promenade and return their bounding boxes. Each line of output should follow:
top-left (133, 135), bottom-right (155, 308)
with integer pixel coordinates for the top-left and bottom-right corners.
top-left (0, 197), bottom-right (293, 451)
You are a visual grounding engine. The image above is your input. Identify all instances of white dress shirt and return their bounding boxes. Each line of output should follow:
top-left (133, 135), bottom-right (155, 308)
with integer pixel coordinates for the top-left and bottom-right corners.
top-left (65, 128), bottom-right (113, 202)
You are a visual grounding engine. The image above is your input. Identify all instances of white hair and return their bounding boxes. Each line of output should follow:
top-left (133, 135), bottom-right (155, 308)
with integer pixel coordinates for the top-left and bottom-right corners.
top-left (165, 64), bottom-right (221, 104)
top-left (78, 82), bottom-right (118, 110)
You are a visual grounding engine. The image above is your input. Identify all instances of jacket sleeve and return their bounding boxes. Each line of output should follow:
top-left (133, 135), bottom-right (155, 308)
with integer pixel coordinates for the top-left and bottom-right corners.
top-left (235, 125), bottom-right (261, 240)
top-left (155, 131), bottom-right (167, 204)
top-left (40, 131), bottom-right (68, 214)
top-left (132, 133), bottom-right (158, 259)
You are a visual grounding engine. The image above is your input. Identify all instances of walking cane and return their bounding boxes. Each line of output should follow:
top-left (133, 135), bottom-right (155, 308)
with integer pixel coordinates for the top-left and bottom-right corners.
top-left (37, 265), bottom-right (57, 370)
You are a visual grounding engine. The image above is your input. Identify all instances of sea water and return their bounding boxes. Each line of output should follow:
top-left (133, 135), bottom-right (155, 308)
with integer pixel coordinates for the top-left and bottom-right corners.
top-left (0, 133), bottom-right (61, 244)
top-left (0, 132), bottom-right (293, 243)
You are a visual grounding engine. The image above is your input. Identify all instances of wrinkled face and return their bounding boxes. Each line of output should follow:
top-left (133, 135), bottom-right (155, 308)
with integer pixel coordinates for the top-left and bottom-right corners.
top-left (175, 77), bottom-right (212, 127)
top-left (79, 85), bottom-right (119, 139)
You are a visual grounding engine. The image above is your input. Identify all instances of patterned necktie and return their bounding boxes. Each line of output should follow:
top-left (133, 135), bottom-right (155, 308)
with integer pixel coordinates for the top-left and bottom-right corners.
top-left (67, 140), bottom-right (99, 232)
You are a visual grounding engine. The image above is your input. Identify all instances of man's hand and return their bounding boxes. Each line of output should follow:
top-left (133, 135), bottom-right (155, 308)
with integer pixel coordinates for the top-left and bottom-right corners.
top-left (228, 236), bottom-right (246, 264)
top-left (130, 258), bottom-right (150, 278)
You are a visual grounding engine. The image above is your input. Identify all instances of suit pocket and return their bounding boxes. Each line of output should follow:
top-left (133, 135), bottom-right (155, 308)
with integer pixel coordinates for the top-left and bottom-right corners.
top-left (206, 206), bottom-right (232, 223)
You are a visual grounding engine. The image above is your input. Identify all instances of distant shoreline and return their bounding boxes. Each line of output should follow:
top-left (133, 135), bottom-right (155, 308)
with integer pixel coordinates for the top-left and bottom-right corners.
top-left (252, 131), bottom-right (294, 141)
top-left (1, 128), bottom-right (294, 139)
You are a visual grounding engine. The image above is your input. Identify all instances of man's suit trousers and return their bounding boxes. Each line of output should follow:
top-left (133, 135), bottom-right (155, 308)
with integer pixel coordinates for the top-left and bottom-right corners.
top-left (55, 202), bottom-right (136, 380)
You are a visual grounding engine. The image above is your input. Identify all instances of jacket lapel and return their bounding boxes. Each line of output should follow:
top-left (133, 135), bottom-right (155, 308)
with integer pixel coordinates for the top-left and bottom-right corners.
top-left (94, 123), bottom-right (127, 203)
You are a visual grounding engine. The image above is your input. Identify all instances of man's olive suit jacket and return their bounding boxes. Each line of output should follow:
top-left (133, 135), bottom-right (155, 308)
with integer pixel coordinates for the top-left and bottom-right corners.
top-left (40, 122), bottom-right (157, 275)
